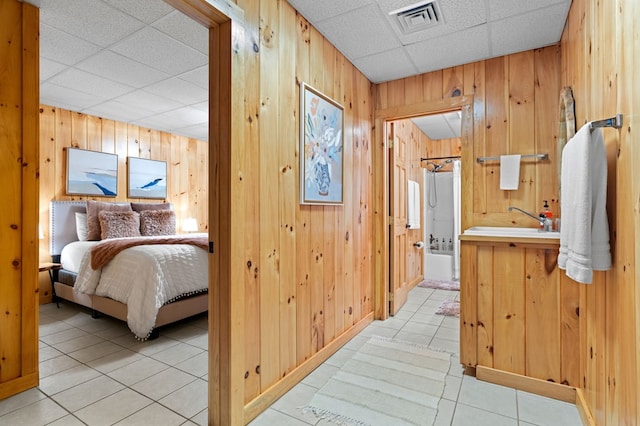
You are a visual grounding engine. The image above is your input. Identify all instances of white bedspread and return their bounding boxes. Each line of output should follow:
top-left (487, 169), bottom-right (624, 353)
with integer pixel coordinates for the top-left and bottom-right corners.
top-left (74, 242), bottom-right (208, 339)
top-left (61, 241), bottom-right (98, 273)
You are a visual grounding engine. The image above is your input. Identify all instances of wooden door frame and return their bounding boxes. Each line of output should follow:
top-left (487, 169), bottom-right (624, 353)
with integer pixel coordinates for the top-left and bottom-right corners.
top-left (165, 1), bottom-right (245, 424)
top-left (373, 96), bottom-right (474, 321)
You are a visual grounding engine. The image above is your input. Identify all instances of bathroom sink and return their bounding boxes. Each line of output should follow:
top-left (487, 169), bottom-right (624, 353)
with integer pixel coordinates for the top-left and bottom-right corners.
top-left (463, 226), bottom-right (560, 239)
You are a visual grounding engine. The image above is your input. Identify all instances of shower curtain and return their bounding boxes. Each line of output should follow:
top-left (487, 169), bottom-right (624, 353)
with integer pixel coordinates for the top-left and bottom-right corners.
top-left (453, 160), bottom-right (461, 280)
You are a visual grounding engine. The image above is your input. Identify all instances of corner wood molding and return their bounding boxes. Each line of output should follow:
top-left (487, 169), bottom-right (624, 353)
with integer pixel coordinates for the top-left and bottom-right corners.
top-left (475, 365), bottom-right (576, 404)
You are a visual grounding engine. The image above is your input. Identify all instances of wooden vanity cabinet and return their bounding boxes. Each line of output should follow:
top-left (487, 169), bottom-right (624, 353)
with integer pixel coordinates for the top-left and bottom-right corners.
top-left (459, 236), bottom-right (581, 389)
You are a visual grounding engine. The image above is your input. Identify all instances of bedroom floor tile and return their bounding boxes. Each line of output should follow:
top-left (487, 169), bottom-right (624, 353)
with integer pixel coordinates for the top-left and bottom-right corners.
top-left (114, 402), bottom-right (187, 426)
top-left (130, 367), bottom-right (198, 401)
top-left (107, 356), bottom-right (170, 386)
top-left (174, 351), bottom-right (208, 377)
top-left (150, 342), bottom-right (204, 365)
top-left (67, 340), bottom-right (125, 363)
top-left (0, 287), bottom-right (583, 425)
top-left (51, 375), bottom-right (125, 412)
top-left (74, 388), bottom-right (153, 426)
top-left (158, 378), bottom-right (208, 419)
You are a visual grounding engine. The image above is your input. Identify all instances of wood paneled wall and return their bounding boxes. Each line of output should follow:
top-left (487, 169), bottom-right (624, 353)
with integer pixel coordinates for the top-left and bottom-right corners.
top-left (561, 0), bottom-right (639, 423)
top-left (0, 0), bottom-right (39, 400)
top-left (376, 47), bottom-right (561, 231)
top-left (37, 105), bottom-right (209, 302)
top-left (230, 0), bottom-right (375, 417)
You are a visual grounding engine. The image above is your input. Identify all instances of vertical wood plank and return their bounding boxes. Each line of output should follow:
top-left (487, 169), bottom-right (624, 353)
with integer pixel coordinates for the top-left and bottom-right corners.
top-left (307, 25), bottom-right (325, 353)
top-left (476, 245), bottom-right (494, 367)
top-left (525, 248), bottom-right (561, 383)
top-left (294, 10), bottom-right (311, 367)
top-left (560, 273), bottom-right (580, 386)
top-left (484, 57), bottom-right (509, 214)
top-left (493, 246), bottom-right (525, 375)
top-left (278, 1), bottom-right (297, 377)
top-left (460, 242), bottom-right (477, 366)
top-left (534, 47), bottom-right (560, 215)
top-left (258, 0), bottom-right (281, 389)
top-left (508, 52), bottom-right (535, 211)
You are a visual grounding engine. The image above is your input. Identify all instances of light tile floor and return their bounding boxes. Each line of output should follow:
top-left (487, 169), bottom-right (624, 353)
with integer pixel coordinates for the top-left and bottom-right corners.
top-left (0, 286), bottom-right (583, 425)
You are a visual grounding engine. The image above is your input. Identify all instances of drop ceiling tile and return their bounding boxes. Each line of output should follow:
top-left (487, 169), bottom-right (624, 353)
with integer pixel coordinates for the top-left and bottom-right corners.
top-left (178, 66), bottom-right (208, 90)
top-left (488, 0), bottom-right (570, 20)
top-left (40, 57), bottom-right (68, 82)
top-left (152, 10), bottom-right (208, 55)
top-left (191, 101), bottom-right (208, 113)
top-left (490, 3), bottom-right (569, 57)
top-left (377, 0), bottom-right (488, 46)
top-left (412, 112), bottom-right (460, 140)
top-left (172, 123), bottom-right (209, 142)
top-left (49, 68), bottom-right (134, 99)
top-left (102, 0), bottom-right (175, 24)
top-left (39, 0), bottom-right (145, 47)
top-left (39, 24), bottom-right (102, 66)
top-left (159, 106), bottom-right (208, 126)
top-left (286, 0), bottom-right (373, 23)
top-left (86, 100), bottom-right (154, 123)
top-left (111, 90), bottom-right (183, 115)
top-left (75, 50), bottom-right (170, 88)
top-left (406, 24), bottom-right (490, 74)
top-left (352, 48), bottom-right (419, 83)
top-left (111, 27), bottom-right (207, 75)
top-left (142, 78), bottom-right (208, 106)
top-left (315, 4), bottom-right (401, 60)
top-left (134, 107), bottom-right (207, 132)
top-left (40, 82), bottom-right (107, 111)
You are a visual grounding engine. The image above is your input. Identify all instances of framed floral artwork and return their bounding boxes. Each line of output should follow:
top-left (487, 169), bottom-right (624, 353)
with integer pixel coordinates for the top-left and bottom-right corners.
top-left (299, 82), bottom-right (344, 205)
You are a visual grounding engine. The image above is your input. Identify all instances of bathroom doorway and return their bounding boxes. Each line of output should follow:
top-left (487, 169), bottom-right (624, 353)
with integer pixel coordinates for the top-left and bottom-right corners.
top-left (374, 96), bottom-right (473, 319)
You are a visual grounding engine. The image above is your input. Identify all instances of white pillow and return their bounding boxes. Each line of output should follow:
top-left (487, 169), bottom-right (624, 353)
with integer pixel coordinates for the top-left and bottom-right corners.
top-left (75, 212), bottom-right (88, 241)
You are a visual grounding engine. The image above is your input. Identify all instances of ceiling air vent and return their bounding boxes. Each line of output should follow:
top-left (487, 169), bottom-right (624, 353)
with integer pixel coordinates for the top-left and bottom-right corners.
top-left (389, 1), bottom-right (443, 34)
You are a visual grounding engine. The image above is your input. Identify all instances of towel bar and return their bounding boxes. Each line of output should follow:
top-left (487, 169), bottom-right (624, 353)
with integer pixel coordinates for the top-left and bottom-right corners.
top-left (589, 113), bottom-right (623, 130)
top-left (476, 153), bottom-right (548, 164)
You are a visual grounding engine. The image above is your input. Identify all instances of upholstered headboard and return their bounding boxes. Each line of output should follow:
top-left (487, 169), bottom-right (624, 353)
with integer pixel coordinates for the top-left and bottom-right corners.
top-left (50, 200), bottom-right (86, 256)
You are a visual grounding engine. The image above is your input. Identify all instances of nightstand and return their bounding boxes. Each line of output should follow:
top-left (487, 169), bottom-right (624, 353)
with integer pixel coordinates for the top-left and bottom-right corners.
top-left (39, 262), bottom-right (62, 307)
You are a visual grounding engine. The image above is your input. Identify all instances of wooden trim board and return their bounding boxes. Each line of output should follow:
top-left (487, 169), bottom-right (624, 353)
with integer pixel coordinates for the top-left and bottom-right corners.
top-left (476, 365), bottom-right (577, 404)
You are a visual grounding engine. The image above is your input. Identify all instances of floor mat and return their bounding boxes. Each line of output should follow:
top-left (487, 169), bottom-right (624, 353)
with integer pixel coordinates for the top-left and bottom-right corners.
top-left (302, 336), bottom-right (451, 426)
top-left (435, 300), bottom-right (460, 317)
top-left (417, 279), bottom-right (460, 291)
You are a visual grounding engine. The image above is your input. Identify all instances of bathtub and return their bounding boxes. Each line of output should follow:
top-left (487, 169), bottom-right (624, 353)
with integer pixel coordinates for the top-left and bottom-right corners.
top-left (424, 251), bottom-right (454, 281)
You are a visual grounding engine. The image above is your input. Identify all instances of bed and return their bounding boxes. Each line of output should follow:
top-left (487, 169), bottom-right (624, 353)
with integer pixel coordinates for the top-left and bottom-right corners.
top-left (49, 200), bottom-right (209, 340)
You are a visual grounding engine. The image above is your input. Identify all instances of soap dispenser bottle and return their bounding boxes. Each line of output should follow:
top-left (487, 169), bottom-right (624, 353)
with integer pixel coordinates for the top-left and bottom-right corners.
top-left (542, 200), bottom-right (553, 231)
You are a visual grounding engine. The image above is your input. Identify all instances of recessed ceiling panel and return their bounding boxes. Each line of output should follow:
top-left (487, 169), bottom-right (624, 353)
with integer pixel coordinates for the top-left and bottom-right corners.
top-left (39, 24), bottom-right (101, 66)
top-left (39, 0), bottom-right (145, 47)
top-left (490, 3), bottom-right (570, 57)
top-left (103, 0), bottom-right (175, 24)
top-left (352, 48), bottom-right (419, 83)
top-left (315, 4), bottom-right (401, 60)
top-left (405, 24), bottom-right (490, 75)
top-left (286, 0), bottom-right (373, 23)
top-left (75, 51), bottom-right (170, 88)
top-left (110, 27), bottom-right (207, 76)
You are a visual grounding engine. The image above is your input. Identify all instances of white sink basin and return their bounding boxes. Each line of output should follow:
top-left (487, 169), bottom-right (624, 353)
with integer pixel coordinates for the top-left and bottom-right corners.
top-left (463, 226), bottom-right (560, 239)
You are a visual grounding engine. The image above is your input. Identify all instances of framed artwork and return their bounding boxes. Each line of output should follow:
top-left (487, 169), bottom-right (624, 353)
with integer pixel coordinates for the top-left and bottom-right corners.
top-left (66, 147), bottom-right (118, 197)
top-left (127, 157), bottom-right (167, 199)
top-left (300, 82), bottom-right (344, 205)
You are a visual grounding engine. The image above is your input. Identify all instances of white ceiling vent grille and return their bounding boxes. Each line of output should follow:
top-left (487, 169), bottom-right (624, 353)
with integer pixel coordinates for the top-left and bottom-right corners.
top-left (389, 1), bottom-right (443, 34)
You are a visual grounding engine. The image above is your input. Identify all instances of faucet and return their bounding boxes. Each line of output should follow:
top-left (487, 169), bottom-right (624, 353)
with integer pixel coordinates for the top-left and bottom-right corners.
top-left (508, 206), bottom-right (550, 230)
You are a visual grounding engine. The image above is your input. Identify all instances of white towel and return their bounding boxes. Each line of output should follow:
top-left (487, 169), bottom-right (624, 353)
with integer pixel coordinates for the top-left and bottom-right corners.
top-left (407, 180), bottom-right (420, 229)
top-left (499, 155), bottom-right (521, 190)
top-left (558, 124), bottom-right (611, 284)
